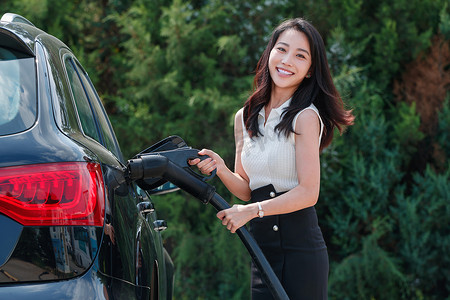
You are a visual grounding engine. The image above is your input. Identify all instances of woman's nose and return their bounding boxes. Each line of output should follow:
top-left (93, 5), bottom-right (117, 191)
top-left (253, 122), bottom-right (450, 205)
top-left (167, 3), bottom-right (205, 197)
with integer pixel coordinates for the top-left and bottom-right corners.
top-left (281, 54), bottom-right (293, 66)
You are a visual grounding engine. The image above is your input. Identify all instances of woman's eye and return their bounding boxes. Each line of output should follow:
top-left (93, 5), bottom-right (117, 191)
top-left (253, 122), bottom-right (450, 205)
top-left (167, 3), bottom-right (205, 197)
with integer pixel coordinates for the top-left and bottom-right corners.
top-left (297, 54), bottom-right (305, 59)
top-left (277, 47), bottom-right (286, 52)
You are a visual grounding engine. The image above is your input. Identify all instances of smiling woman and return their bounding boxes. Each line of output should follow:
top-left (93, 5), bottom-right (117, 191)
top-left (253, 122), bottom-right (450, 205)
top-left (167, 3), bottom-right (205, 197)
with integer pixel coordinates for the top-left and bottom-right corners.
top-left (190, 18), bottom-right (354, 300)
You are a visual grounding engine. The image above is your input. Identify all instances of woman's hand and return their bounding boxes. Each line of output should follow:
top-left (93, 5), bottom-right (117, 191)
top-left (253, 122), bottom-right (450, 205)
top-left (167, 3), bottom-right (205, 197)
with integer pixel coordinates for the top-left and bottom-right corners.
top-left (189, 146), bottom-right (252, 202)
top-left (216, 203), bottom-right (257, 233)
top-left (188, 149), bottom-right (225, 176)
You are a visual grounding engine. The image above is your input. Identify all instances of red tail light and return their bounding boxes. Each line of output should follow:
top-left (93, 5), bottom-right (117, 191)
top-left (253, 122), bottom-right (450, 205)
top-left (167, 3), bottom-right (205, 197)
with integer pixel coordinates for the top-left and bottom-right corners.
top-left (0, 162), bottom-right (105, 226)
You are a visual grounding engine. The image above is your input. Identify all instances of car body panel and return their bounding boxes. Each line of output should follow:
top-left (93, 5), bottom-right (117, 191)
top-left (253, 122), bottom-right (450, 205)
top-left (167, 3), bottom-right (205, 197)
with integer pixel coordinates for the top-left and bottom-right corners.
top-left (0, 14), bottom-right (172, 299)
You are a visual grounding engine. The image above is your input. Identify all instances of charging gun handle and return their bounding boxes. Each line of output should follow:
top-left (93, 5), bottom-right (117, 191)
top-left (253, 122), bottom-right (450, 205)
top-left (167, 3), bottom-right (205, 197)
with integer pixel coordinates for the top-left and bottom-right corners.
top-left (127, 155), bottom-right (216, 204)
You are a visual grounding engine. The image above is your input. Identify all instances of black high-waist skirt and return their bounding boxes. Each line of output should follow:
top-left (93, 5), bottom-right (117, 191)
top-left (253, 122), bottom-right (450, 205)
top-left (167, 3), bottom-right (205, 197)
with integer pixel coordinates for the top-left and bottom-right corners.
top-left (249, 184), bottom-right (328, 300)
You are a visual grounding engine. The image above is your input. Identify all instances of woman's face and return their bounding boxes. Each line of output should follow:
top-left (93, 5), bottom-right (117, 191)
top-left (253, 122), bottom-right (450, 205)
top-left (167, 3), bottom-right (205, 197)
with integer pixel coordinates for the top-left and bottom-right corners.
top-left (268, 29), bottom-right (312, 96)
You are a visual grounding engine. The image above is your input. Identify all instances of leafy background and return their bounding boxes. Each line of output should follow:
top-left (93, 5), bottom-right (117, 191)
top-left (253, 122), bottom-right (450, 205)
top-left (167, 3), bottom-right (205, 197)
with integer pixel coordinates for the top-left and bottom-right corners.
top-left (2, 0), bottom-right (449, 299)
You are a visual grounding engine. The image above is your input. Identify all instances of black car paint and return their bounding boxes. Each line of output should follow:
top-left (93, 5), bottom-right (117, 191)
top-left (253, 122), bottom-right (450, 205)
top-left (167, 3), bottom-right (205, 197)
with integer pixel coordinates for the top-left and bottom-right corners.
top-left (0, 16), bottom-right (172, 300)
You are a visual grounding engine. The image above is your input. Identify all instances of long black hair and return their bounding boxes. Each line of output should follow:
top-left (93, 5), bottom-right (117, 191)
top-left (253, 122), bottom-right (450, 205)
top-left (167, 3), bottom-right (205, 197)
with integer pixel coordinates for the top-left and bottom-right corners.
top-left (243, 18), bottom-right (354, 150)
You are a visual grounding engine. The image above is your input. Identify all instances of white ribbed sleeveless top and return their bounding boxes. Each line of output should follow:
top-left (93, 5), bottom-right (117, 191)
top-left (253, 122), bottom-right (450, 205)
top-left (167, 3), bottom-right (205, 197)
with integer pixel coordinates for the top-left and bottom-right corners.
top-left (240, 100), bottom-right (323, 192)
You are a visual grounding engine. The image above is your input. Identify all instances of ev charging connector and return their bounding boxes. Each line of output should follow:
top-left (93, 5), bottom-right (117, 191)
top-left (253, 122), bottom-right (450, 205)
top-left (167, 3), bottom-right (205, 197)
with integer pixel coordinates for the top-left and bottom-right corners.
top-left (127, 148), bottom-right (216, 204)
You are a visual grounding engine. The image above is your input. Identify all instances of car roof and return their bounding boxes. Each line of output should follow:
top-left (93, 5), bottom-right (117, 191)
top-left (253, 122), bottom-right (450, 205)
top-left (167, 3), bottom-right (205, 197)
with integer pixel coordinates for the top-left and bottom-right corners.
top-left (0, 13), bottom-right (69, 57)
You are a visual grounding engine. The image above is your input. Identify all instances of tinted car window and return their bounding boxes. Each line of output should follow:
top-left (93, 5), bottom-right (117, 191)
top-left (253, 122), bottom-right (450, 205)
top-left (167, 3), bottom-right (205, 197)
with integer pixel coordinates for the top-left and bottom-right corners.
top-left (64, 57), bottom-right (101, 143)
top-left (75, 63), bottom-right (122, 160)
top-left (0, 47), bottom-right (36, 136)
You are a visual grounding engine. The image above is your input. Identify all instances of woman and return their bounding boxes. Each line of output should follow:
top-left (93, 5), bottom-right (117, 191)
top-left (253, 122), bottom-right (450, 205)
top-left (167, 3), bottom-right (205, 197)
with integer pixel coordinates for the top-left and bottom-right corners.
top-left (190, 18), bottom-right (354, 299)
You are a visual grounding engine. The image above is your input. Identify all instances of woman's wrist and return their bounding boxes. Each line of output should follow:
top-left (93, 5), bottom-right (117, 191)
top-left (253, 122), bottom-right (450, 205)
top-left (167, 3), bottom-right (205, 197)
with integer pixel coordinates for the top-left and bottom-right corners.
top-left (243, 202), bottom-right (259, 220)
top-left (215, 162), bottom-right (231, 179)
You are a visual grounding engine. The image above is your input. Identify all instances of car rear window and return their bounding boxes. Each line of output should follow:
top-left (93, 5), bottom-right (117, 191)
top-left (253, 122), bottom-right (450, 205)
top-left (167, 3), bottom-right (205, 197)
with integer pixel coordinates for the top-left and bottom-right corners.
top-left (0, 47), bottom-right (37, 135)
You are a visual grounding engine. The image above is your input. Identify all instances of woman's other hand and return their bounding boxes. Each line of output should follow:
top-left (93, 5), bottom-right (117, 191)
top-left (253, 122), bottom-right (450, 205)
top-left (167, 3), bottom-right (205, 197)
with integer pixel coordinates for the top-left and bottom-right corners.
top-left (216, 204), bottom-right (257, 233)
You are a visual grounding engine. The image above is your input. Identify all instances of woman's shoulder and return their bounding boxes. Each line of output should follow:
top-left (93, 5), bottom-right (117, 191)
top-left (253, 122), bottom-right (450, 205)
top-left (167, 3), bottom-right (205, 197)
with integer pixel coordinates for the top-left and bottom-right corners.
top-left (235, 107), bottom-right (245, 123)
top-left (236, 107), bottom-right (244, 116)
top-left (234, 107), bottom-right (245, 128)
top-left (295, 108), bottom-right (320, 124)
top-left (307, 103), bottom-right (320, 115)
top-left (234, 107), bottom-right (248, 138)
top-left (299, 103), bottom-right (319, 116)
top-left (293, 104), bottom-right (321, 123)
top-left (293, 104), bottom-right (324, 142)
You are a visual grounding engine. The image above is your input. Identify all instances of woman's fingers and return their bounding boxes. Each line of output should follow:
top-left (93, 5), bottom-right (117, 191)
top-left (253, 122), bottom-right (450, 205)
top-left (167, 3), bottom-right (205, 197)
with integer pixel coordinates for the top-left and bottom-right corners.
top-left (198, 148), bottom-right (214, 157)
top-left (188, 148), bottom-right (221, 175)
top-left (196, 157), bottom-right (211, 168)
top-left (217, 210), bottom-right (225, 220)
top-left (198, 159), bottom-right (214, 175)
top-left (188, 158), bottom-right (200, 165)
top-left (188, 156), bottom-right (216, 175)
top-left (216, 208), bottom-right (241, 233)
top-left (203, 164), bottom-right (217, 175)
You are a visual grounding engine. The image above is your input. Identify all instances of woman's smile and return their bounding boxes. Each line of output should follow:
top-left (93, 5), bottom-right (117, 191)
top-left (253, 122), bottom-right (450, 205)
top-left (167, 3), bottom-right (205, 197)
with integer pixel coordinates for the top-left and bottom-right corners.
top-left (276, 67), bottom-right (294, 76)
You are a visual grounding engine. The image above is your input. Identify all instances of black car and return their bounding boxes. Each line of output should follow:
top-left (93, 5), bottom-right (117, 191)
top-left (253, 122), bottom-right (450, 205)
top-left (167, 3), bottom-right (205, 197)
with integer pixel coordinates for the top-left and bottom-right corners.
top-left (0, 13), bottom-right (174, 300)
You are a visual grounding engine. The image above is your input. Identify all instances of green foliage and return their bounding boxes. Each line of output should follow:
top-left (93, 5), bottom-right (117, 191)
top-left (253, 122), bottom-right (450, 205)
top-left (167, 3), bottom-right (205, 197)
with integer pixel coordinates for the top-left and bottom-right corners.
top-left (326, 26), bottom-right (367, 95)
top-left (391, 102), bottom-right (425, 164)
top-left (329, 218), bottom-right (409, 300)
top-left (439, 3), bottom-right (450, 39)
top-left (320, 82), bottom-right (403, 258)
top-left (392, 166), bottom-right (450, 298)
top-left (437, 95), bottom-right (450, 158)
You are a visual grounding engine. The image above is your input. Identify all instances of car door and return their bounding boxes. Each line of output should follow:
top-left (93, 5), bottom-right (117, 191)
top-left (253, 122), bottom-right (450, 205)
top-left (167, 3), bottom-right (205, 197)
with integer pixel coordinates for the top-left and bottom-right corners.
top-left (63, 53), bottom-right (163, 299)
